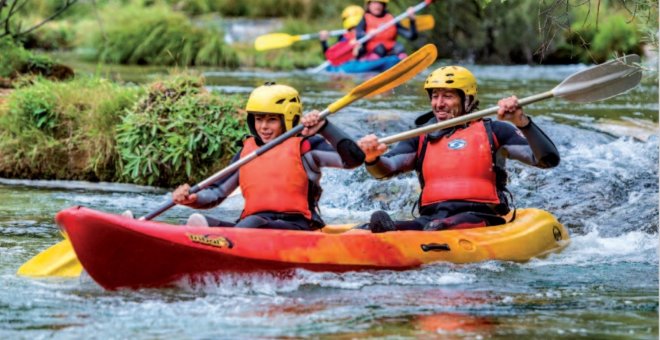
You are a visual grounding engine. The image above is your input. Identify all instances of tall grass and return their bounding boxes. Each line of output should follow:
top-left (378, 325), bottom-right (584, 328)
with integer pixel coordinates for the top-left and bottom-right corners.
top-left (89, 4), bottom-right (238, 67)
top-left (0, 38), bottom-right (31, 78)
top-left (0, 77), bottom-right (141, 180)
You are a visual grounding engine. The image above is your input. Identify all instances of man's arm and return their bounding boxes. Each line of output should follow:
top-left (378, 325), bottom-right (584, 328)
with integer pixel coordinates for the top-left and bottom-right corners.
top-left (364, 137), bottom-right (419, 179)
top-left (493, 119), bottom-right (560, 168)
top-left (304, 121), bottom-right (365, 169)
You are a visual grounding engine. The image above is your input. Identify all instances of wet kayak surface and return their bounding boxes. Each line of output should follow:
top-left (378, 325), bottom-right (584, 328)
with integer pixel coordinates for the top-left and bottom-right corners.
top-left (1, 63), bottom-right (657, 338)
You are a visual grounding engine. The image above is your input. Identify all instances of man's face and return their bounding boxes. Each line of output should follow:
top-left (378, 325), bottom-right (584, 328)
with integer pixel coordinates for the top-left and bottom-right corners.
top-left (368, 2), bottom-right (385, 16)
top-left (430, 88), bottom-right (463, 121)
top-left (254, 114), bottom-right (284, 143)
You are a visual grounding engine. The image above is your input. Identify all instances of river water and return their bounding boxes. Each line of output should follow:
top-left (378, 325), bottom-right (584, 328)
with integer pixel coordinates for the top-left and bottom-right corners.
top-left (1, 62), bottom-right (658, 338)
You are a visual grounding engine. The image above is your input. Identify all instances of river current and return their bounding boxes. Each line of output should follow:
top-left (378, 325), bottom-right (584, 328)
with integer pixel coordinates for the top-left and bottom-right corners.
top-left (1, 63), bottom-right (658, 338)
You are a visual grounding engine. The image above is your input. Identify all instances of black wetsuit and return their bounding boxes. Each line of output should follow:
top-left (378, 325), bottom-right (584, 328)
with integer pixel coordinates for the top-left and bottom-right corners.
top-left (190, 121), bottom-right (365, 230)
top-left (365, 117), bottom-right (560, 230)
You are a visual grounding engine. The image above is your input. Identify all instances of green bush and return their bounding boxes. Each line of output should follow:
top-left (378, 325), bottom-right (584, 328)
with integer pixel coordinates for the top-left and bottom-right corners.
top-left (0, 77), bottom-right (141, 180)
top-left (21, 20), bottom-right (76, 50)
top-left (0, 38), bottom-right (30, 78)
top-left (6, 81), bottom-right (58, 134)
top-left (591, 14), bottom-right (642, 62)
top-left (548, 5), bottom-right (645, 63)
top-left (202, 0), bottom-right (353, 19)
top-left (116, 73), bottom-right (247, 187)
top-left (89, 4), bottom-right (238, 67)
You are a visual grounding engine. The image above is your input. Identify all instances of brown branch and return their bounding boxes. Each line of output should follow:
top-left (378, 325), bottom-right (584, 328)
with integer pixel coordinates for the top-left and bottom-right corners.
top-left (3, 0), bottom-right (19, 36)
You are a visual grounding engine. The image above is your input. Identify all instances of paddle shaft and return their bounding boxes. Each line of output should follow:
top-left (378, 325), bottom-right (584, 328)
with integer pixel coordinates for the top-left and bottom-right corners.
top-left (357, 0), bottom-right (431, 47)
top-left (298, 15), bottom-right (433, 41)
top-left (142, 108), bottom-right (333, 220)
top-left (299, 29), bottom-right (346, 41)
top-left (379, 91), bottom-right (554, 145)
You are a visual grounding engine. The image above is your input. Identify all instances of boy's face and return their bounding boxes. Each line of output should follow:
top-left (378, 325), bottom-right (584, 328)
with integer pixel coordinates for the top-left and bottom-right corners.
top-left (254, 114), bottom-right (284, 142)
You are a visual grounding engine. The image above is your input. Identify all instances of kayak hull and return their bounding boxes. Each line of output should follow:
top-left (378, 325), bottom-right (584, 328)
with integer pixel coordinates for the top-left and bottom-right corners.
top-left (56, 206), bottom-right (570, 290)
top-left (326, 55), bottom-right (402, 73)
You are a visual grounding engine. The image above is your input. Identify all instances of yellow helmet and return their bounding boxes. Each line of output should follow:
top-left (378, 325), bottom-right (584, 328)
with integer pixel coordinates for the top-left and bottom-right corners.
top-left (342, 6), bottom-right (364, 29)
top-left (342, 5), bottom-right (364, 20)
top-left (424, 66), bottom-right (479, 112)
top-left (343, 15), bottom-right (362, 30)
top-left (365, 0), bottom-right (389, 3)
top-left (245, 83), bottom-right (302, 132)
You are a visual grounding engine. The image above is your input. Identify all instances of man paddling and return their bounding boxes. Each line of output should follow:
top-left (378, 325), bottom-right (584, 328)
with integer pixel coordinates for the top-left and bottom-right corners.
top-left (355, 0), bottom-right (418, 59)
top-left (172, 83), bottom-right (365, 230)
top-left (357, 66), bottom-right (560, 232)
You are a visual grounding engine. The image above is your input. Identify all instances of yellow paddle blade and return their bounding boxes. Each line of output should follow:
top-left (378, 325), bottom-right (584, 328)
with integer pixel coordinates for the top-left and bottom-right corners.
top-left (328, 43), bottom-right (437, 112)
top-left (320, 224), bottom-right (359, 234)
top-left (254, 33), bottom-right (300, 51)
top-left (402, 15), bottom-right (435, 31)
top-left (17, 239), bottom-right (82, 277)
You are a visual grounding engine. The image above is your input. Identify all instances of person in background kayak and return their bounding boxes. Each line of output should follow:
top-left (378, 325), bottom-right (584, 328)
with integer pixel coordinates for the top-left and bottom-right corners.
top-left (172, 83), bottom-right (365, 230)
top-left (354, 0), bottom-right (418, 59)
top-left (356, 66), bottom-right (560, 233)
top-left (319, 5), bottom-right (364, 54)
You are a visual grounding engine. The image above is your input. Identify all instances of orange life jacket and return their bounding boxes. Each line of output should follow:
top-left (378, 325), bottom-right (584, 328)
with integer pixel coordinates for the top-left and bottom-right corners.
top-left (417, 120), bottom-right (500, 206)
top-left (239, 137), bottom-right (311, 219)
top-left (364, 12), bottom-right (397, 53)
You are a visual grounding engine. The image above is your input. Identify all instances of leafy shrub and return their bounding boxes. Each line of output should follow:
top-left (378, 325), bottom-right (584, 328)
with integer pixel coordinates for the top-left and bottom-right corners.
top-left (0, 38), bottom-right (30, 78)
top-left (6, 81), bottom-right (58, 134)
top-left (0, 77), bottom-right (141, 180)
top-left (21, 20), bottom-right (76, 50)
top-left (591, 14), bottom-right (642, 62)
top-left (116, 73), bottom-right (247, 187)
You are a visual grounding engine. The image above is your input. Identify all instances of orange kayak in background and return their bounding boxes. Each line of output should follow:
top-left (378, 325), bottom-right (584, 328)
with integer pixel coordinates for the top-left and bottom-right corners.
top-left (56, 206), bottom-right (570, 290)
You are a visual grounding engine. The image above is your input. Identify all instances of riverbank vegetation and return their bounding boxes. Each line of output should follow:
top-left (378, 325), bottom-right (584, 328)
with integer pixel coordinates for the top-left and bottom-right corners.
top-left (3, 0), bottom-right (656, 70)
top-left (0, 0), bottom-right (655, 186)
top-left (0, 74), bottom-right (247, 186)
top-left (0, 37), bottom-right (74, 87)
top-left (116, 74), bottom-right (246, 187)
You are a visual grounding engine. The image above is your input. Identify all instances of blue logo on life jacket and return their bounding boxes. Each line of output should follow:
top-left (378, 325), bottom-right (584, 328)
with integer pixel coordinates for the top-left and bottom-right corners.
top-left (447, 139), bottom-right (467, 150)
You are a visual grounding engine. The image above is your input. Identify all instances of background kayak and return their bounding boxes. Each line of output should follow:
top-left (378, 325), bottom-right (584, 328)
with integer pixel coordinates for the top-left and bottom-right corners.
top-left (326, 55), bottom-right (402, 73)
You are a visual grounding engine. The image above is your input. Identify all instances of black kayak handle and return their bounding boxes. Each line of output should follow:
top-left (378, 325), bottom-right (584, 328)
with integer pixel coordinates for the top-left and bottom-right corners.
top-left (421, 243), bottom-right (451, 252)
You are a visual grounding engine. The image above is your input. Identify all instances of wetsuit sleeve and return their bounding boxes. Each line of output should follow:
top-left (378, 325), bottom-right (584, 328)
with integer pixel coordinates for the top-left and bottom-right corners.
top-left (188, 151), bottom-right (241, 209)
top-left (354, 17), bottom-right (368, 58)
top-left (396, 20), bottom-right (417, 40)
top-left (304, 121), bottom-right (365, 169)
top-left (355, 17), bottom-right (367, 40)
top-left (493, 118), bottom-right (560, 168)
top-left (364, 136), bottom-right (419, 179)
top-left (322, 36), bottom-right (344, 53)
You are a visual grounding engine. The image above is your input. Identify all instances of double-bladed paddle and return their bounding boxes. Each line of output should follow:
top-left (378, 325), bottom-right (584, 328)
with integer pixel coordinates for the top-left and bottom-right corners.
top-left (254, 15), bottom-right (435, 51)
top-left (377, 54), bottom-right (643, 146)
top-left (323, 0), bottom-right (435, 68)
top-left (16, 44), bottom-right (439, 278)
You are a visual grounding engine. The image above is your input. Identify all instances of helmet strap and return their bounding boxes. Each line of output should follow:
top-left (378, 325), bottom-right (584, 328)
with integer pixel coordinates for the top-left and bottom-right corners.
top-left (465, 95), bottom-right (479, 113)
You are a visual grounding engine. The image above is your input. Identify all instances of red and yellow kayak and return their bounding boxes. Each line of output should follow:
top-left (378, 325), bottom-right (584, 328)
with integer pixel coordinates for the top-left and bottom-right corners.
top-left (56, 206), bottom-right (570, 290)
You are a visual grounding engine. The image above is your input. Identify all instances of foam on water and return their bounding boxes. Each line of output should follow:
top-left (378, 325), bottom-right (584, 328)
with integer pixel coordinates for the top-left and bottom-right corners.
top-left (528, 230), bottom-right (659, 267)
